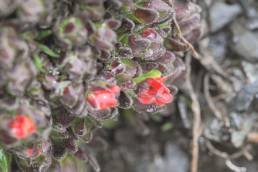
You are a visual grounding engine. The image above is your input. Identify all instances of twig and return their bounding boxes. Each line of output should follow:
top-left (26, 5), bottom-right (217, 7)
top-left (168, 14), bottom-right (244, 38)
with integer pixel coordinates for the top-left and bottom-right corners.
top-left (198, 42), bottom-right (233, 83)
top-left (247, 132), bottom-right (258, 143)
top-left (172, 17), bottom-right (200, 58)
top-left (225, 160), bottom-right (246, 172)
top-left (206, 141), bottom-right (228, 159)
top-left (185, 54), bottom-right (202, 172)
top-left (172, 10), bottom-right (202, 172)
top-left (206, 141), bottom-right (249, 172)
top-left (243, 150), bottom-right (253, 161)
top-left (206, 140), bottom-right (252, 160)
top-left (210, 74), bottom-right (233, 95)
top-left (204, 74), bottom-right (230, 126)
top-left (204, 74), bottom-right (222, 119)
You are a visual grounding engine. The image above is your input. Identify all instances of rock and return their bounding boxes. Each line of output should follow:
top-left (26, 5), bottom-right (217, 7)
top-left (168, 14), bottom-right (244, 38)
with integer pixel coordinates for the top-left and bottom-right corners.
top-left (229, 67), bottom-right (246, 92)
top-left (246, 18), bottom-right (258, 30)
top-left (210, 2), bottom-right (241, 32)
top-left (147, 143), bottom-right (189, 172)
top-left (232, 80), bottom-right (258, 112)
top-left (242, 161), bottom-right (258, 172)
top-left (242, 61), bottom-right (258, 82)
top-left (204, 118), bottom-right (227, 142)
top-left (208, 32), bottom-right (228, 63)
top-left (230, 22), bottom-right (258, 62)
top-left (230, 112), bottom-right (255, 148)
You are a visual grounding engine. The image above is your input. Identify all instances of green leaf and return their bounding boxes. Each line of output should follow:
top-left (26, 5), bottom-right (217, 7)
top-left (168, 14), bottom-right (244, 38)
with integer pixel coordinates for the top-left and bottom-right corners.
top-left (21, 31), bottom-right (34, 41)
top-left (33, 53), bottom-right (44, 72)
top-left (135, 0), bottom-right (145, 6)
top-left (74, 18), bottom-right (83, 28)
top-left (126, 13), bottom-right (143, 24)
top-left (0, 149), bottom-right (9, 172)
top-left (161, 122), bottom-right (173, 132)
top-left (133, 69), bottom-right (161, 84)
top-left (94, 22), bottom-right (104, 29)
top-left (119, 34), bottom-right (129, 45)
top-left (121, 58), bottom-right (135, 67)
top-left (38, 44), bottom-right (59, 58)
top-left (123, 109), bottom-right (136, 125)
top-left (102, 119), bottom-right (118, 129)
top-left (60, 154), bottom-right (88, 172)
top-left (158, 21), bottom-right (170, 29)
top-left (37, 30), bottom-right (52, 40)
top-left (59, 18), bottom-right (71, 33)
top-left (59, 17), bottom-right (82, 34)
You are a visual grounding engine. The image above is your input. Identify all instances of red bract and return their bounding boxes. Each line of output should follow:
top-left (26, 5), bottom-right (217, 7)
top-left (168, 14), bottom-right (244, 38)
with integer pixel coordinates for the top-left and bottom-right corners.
top-left (142, 28), bottom-right (157, 39)
top-left (8, 115), bottom-right (36, 139)
top-left (86, 85), bottom-right (120, 110)
top-left (138, 77), bottom-right (173, 106)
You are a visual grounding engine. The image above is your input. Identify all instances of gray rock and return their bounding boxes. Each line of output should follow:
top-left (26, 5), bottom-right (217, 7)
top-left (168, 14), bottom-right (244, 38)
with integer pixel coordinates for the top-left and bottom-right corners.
top-left (210, 2), bottom-right (241, 32)
top-left (204, 118), bottom-right (227, 142)
top-left (230, 112), bottom-right (255, 148)
top-left (229, 67), bottom-right (246, 92)
top-left (242, 161), bottom-right (258, 172)
top-left (242, 61), bottom-right (258, 82)
top-left (232, 80), bottom-right (258, 112)
top-left (208, 32), bottom-right (228, 63)
top-left (246, 18), bottom-right (258, 30)
top-left (230, 22), bottom-right (258, 62)
top-left (148, 143), bottom-right (189, 172)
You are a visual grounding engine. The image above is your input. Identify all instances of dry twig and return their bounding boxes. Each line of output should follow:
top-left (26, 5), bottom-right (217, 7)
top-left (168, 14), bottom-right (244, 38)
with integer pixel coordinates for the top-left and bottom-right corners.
top-left (185, 54), bottom-right (202, 172)
top-left (172, 17), bottom-right (200, 58)
top-left (171, 9), bottom-right (202, 172)
top-left (225, 160), bottom-right (246, 172)
top-left (204, 74), bottom-right (222, 119)
top-left (206, 141), bottom-right (252, 160)
top-left (247, 132), bottom-right (258, 143)
top-left (204, 74), bottom-right (230, 126)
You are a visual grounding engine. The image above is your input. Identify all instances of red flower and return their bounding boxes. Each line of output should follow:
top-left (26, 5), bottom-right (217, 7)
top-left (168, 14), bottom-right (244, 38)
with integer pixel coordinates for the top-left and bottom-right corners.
top-left (8, 115), bottom-right (36, 139)
top-left (138, 77), bottom-right (173, 106)
top-left (86, 85), bottom-right (120, 110)
top-left (26, 148), bottom-right (34, 157)
top-left (26, 147), bottom-right (42, 157)
top-left (142, 28), bottom-right (157, 39)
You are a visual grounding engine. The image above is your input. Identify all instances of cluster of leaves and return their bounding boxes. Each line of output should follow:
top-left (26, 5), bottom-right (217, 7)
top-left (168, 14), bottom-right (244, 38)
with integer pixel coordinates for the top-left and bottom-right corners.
top-left (0, 0), bottom-right (201, 171)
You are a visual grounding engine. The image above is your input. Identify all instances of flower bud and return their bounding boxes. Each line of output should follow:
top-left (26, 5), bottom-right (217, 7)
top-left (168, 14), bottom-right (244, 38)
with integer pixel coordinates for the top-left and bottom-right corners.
top-left (175, 0), bottom-right (202, 43)
top-left (55, 17), bottom-right (88, 48)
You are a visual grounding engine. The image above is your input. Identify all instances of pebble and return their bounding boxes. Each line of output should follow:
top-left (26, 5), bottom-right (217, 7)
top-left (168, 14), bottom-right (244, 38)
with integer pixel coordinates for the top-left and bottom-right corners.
top-left (230, 22), bottom-right (258, 62)
top-left (210, 2), bottom-right (241, 32)
top-left (148, 143), bottom-right (189, 172)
